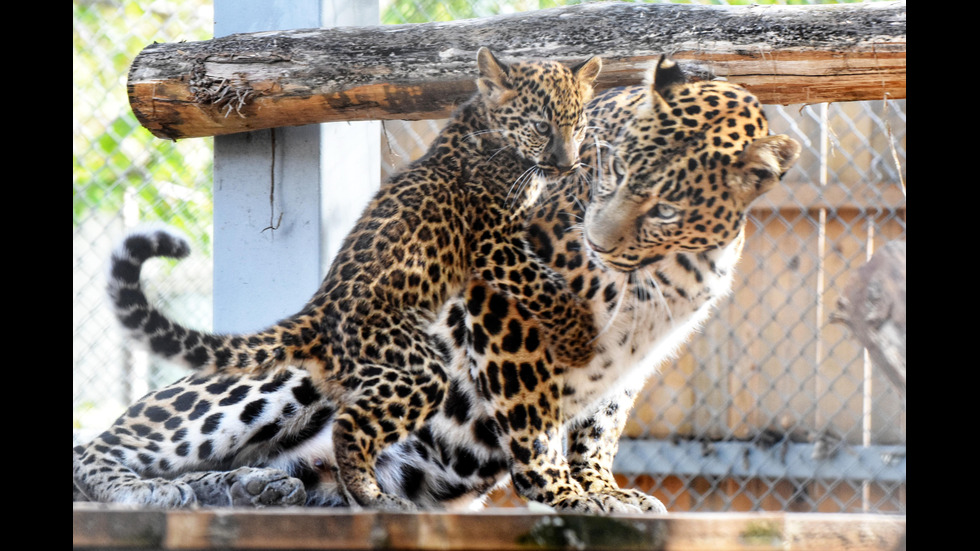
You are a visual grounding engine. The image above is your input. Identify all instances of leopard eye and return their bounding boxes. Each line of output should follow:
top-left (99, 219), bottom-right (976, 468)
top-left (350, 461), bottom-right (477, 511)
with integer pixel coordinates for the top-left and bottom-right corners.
top-left (533, 121), bottom-right (551, 135)
top-left (650, 203), bottom-right (678, 219)
top-left (612, 158), bottom-right (627, 178)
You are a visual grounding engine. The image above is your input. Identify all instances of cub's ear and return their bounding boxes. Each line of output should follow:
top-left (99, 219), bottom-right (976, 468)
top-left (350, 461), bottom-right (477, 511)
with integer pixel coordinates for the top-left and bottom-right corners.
top-left (571, 56), bottom-right (602, 85)
top-left (477, 47), bottom-right (516, 105)
top-left (732, 135), bottom-right (802, 203)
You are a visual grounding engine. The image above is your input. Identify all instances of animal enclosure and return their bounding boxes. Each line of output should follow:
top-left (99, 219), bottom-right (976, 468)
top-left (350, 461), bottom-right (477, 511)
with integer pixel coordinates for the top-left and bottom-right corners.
top-left (72, 0), bottom-right (906, 519)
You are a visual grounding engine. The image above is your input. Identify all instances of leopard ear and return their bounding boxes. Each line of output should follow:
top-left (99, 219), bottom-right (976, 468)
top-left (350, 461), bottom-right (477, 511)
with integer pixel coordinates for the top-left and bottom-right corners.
top-left (647, 56), bottom-right (686, 97)
top-left (642, 56), bottom-right (685, 114)
top-left (571, 56), bottom-right (602, 85)
top-left (477, 47), bottom-right (516, 105)
top-left (732, 135), bottom-right (802, 203)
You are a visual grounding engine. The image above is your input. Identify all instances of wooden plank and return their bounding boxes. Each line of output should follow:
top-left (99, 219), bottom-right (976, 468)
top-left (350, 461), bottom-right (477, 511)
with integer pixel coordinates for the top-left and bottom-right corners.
top-left (128, 1), bottom-right (906, 139)
top-left (73, 505), bottom-right (906, 551)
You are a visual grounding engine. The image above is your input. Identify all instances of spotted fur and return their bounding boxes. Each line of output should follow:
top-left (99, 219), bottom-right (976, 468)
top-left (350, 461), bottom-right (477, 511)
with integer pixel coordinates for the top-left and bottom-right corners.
top-left (472, 58), bottom-right (802, 511)
top-left (74, 48), bottom-right (602, 510)
top-left (73, 57), bottom-right (800, 514)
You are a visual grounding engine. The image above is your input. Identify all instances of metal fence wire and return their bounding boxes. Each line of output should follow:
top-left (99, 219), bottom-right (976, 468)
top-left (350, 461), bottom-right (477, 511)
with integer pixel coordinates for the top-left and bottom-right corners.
top-left (72, 0), bottom-right (906, 514)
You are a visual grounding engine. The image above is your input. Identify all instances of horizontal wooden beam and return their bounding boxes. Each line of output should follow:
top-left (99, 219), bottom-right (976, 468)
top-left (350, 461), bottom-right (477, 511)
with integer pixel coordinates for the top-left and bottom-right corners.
top-left (128, 1), bottom-right (906, 140)
top-left (73, 506), bottom-right (906, 551)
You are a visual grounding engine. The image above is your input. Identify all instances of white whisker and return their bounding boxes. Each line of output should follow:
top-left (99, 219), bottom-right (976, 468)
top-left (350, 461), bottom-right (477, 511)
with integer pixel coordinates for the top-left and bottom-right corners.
top-left (486, 146), bottom-right (510, 162)
top-left (463, 128), bottom-right (505, 141)
top-left (507, 165), bottom-right (541, 209)
top-left (628, 272), bottom-right (644, 342)
top-left (590, 269), bottom-right (630, 346)
top-left (645, 269), bottom-right (675, 325)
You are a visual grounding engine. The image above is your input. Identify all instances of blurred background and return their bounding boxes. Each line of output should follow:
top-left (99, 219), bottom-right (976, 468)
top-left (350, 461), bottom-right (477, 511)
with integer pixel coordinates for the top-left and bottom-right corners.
top-left (73, 0), bottom-right (906, 513)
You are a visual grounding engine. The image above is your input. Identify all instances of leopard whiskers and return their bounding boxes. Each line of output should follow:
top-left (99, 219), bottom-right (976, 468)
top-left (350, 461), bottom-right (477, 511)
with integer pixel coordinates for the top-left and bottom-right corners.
top-left (608, 271), bottom-right (633, 339)
top-left (584, 134), bottom-right (617, 199)
top-left (568, 223), bottom-right (627, 344)
top-left (507, 165), bottom-right (543, 208)
top-left (486, 146), bottom-right (511, 162)
top-left (642, 268), bottom-right (675, 325)
top-left (463, 128), bottom-right (506, 141)
top-left (588, 134), bottom-right (605, 198)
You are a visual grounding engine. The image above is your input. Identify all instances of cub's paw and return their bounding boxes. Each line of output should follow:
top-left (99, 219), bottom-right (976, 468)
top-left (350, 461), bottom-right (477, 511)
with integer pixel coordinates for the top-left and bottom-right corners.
top-left (545, 321), bottom-right (597, 368)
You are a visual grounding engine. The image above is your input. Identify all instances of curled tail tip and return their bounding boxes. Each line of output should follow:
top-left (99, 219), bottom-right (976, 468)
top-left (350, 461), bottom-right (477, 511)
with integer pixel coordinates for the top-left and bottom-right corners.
top-left (107, 224), bottom-right (193, 315)
top-left (117, 224), bottom-right (192, 263)
top-left (107, 224), bottom-right (208, 368)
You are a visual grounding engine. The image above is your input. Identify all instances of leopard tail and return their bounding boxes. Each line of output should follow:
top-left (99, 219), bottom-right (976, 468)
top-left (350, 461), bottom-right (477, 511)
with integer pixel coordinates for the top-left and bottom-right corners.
top-left (107, 225), bottom-right (319, 373)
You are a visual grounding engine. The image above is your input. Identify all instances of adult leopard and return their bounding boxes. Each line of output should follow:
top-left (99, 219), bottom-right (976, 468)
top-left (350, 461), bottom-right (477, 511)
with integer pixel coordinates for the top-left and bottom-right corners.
top-left (74, 48), bottom-right (602, 511)
top-left (457, 59), bottom-right (801, 510)
top-left (73, 58), bottom-right (800, 513)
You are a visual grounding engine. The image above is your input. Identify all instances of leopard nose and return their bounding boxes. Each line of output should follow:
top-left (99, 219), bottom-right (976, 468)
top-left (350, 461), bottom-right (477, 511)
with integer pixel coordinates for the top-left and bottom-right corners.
top-left (547, 156), bottom-right (578, 175)
top-left (547, 142), bottom-right (577, 174)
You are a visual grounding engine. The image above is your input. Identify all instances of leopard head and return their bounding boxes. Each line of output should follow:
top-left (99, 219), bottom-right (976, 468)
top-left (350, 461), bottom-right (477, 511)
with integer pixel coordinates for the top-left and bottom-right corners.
top-left (584, 57), bottom-right (801, 272)
top-left (476, 47), bottom-right (601, 176)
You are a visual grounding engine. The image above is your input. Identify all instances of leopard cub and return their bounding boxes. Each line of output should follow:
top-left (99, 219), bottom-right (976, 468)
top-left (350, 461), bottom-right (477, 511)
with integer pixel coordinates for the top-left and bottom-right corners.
top-left (74, 48), bottom-right (602, 510)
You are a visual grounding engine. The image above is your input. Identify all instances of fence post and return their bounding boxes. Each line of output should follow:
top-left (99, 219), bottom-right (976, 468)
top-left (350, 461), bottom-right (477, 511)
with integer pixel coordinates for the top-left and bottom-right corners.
top-left (211, 1), bottom-right (380, 332)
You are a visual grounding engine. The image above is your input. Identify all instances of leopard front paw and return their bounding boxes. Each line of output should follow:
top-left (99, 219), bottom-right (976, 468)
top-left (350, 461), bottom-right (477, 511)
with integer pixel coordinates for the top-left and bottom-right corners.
top-left (603, 488), bottom-right (667, 513)
top-left (350, 492), bottom-right (417, 511)
top-left (226, 467), bottom-right (307, 507)
top-left (340, 478), bottom-right (418, 511)
top-left (106, 478), bottom-right (198, 508)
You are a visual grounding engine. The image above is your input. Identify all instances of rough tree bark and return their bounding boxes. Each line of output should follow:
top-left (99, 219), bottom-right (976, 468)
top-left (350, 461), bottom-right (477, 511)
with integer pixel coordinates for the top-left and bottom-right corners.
top-left (831, 240), bottom-right (907, 396)
top-left (128, 1), bottom-right (906, 140)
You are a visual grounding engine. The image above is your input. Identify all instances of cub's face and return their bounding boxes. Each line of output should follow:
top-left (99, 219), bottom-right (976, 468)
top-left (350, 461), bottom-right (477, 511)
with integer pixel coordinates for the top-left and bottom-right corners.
top-left (476, 48), bottom-right (601, 176)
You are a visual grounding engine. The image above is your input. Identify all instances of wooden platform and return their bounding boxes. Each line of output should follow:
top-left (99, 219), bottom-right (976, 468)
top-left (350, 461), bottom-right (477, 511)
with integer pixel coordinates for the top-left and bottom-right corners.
top-left (73, 505), bottom-right (905, 550)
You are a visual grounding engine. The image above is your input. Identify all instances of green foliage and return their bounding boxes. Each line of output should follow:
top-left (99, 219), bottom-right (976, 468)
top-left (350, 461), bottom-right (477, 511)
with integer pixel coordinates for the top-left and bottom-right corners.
top-left (73, 0), bottom-right (214, 251)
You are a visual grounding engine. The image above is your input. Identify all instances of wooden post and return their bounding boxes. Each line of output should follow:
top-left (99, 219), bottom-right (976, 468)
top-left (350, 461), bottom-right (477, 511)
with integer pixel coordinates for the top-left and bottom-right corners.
top-left (212, 1), bottom-right (379, 333)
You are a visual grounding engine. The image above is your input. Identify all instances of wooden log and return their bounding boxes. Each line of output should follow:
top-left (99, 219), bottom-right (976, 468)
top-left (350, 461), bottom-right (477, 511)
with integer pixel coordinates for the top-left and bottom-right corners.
top-left (831, 240), bottom-right (906, 395)
top-left (129, 1), bottom-right (906, 140)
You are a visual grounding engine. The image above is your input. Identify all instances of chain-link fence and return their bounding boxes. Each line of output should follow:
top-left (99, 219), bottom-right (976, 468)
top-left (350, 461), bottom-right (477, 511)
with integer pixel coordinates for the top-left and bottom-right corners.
top-left (74, 0), bottom-right (215, 432)
top-left (72, 0), bottom-right (906, 514)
